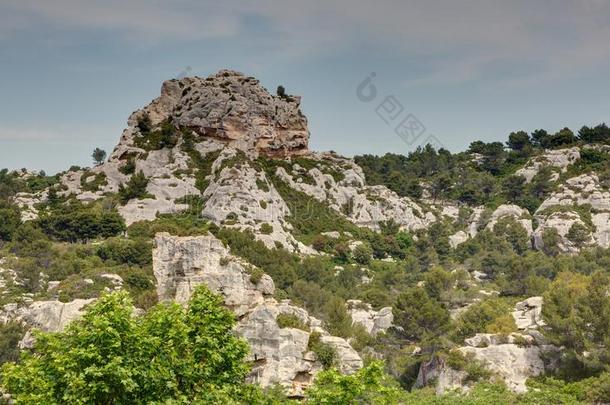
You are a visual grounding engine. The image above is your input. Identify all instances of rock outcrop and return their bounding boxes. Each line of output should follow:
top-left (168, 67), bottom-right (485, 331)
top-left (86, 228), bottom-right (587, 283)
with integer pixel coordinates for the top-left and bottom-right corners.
top-left (152, 233), bottom-right (362, 396)
top-left (0, 299), bottom-right (94, 332)
top-left (512, 296), bottom-right (545, 330)
top-left (516, 147), bottom-right (580, 182)
top-left (419, 297), bottom-right (559, 394)
top-left (346, 300), bottom-right (393, 335)
top-left (153, 232), bottom-right (274, 315)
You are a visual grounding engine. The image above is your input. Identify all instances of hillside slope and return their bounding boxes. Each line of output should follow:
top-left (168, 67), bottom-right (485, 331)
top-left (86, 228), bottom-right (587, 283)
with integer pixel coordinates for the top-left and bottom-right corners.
top-left (3, 70), bottom-right (610, 402)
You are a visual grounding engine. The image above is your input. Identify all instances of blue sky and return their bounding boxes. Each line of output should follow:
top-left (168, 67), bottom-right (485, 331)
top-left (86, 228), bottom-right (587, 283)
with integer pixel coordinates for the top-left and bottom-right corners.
top-left (2, 0), bottom-right (610, 173)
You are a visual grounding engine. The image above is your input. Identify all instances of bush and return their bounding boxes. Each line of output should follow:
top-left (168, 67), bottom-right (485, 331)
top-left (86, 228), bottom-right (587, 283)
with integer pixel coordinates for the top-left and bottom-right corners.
top-left (276, 313), bottom-right (309, 331)
top-left (353, 243), bottom-right (373, 265)
top-left (0, 205), bottom-right (21, 241)
top-left (0, 322), bottom-right (25, 365)
top-left (36, 201), bottom-right (125, 243)
top-left (118, 171), bottom-right (150, 204)
top-left (96, 238), bottom-right (152, 266)
top-left (1, 287), bottom-right (256, 404)
top-left (260, 223), bottom-right (273, 235)
top-left (308, 331), bottom-right (337, 370)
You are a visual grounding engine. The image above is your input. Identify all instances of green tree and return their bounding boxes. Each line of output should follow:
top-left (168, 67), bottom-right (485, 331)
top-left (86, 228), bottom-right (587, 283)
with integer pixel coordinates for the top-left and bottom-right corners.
top-left (118, 171), bottom-right (150, 204)
top-left (1, 286), bottom-right (258, 404)
top-left (0, 204), bottom-right (21, 241)
top-left (306, 362), bottom-right (406, 404)
top-left (91, 148), bottom-right (107, 166)
top-left (507, 130), bottom-right (532, 151)
top-left (531, 129), bottom-right (551, 148)
top-left (353, 243), bottom-right (373, 265)
top-left (502, 175), bottom-right (526, 203)
top-left (567, 222), bottom-right (591, 249)
top-left (393, 288), bottom-right (450, 341)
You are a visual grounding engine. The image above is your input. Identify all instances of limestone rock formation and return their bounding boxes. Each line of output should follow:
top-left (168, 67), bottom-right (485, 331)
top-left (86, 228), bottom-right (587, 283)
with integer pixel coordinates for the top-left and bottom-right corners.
top-left (152, 232), bottom-right (362, 396)
top-left (419, 297), bottom-right (559, 394)
top-left (0, 299), bottom-right (94, 332)
top-left (274, 153), bottom-right (435, 232)
top-left (533, 211), bottom-right (593, 253)
top-left (153, 232), bottom-right (274, 315)
top-left (512, 296), bottom-right (545, 330)
top-left (346, 300), bottom-right (393, 335)
top-left (516, 147), bottom-right (580, 182)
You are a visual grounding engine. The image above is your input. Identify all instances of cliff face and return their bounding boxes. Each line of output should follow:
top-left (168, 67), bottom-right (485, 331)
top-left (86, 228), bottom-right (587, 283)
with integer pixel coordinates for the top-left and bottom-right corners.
top-left (152, 233), bottom-right (362, 397)
top-left (122, 69), bottom-right (309, 158)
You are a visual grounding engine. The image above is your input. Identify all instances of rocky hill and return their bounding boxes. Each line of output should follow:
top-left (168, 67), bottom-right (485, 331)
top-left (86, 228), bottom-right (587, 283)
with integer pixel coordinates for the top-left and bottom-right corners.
top-left (3, 70), bottom-right (610, 402)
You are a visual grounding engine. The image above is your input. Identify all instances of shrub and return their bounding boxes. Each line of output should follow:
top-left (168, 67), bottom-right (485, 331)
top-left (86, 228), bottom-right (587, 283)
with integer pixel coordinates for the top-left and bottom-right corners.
top-left (0, 321), bottom-right (25, 365)
top-left (96, 238), bottom-right (152, 266)
top-left (353, 243), bottom-right (373, 265)
top-left (118, 171), bottom-right (150, 204)
top-left (260, 223), bottom-right (273, 235)
top-left (0, 205), bottom-right (21, 241)
top-left (1, 287), bottom-right (256, 404)
top-left (308, 331), bottom-right (337, 370)
top-left (248, 267), bottom-right (265, 285)
top-left (80, 172), bottom-right (107, 192)
top-left (276, 313), bottom-right (309, 331)
top-left (36, 201), bottom-right (126, 243)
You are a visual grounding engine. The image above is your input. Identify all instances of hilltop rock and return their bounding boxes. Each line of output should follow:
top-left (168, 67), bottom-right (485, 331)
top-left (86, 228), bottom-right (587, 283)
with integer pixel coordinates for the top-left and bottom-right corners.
top-left (516, 147), bottom-right (580, 183)
top-left (129, 69), bottom-right (309, 158)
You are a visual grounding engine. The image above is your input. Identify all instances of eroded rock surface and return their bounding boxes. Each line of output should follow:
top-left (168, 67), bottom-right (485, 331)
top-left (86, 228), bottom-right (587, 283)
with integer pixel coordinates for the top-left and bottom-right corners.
top-left (152, 232), bottom-right (362, 396)
top-left (346, 300), bottom-right (393, 335)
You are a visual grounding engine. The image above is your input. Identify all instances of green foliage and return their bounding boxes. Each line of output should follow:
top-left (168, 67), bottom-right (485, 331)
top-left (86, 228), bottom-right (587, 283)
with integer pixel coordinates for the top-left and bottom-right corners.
top-left (96, 237), bottom-right (152, 266)
top-left (118, 171), bottom-right (151, 204)
top-left (80, 171), bottom-right (107, 192)
top-left (134, 118), bottom-right (179, 151)
top-left (258, 157), bottom-right (358, 244)
top-left (542, 271), bottom-right (610, 370)
top-left (119, 157), bottom-right (136, 175)
top-left (352, 242), bottom-right (373, 265)
top-left (36, 200), bottom-right (126, 243)
top-left (308, 331), bottom-right (337, 370)
top-left (0, 204), bottom-right (21, 241)
top-left (91, 147), bottom-right (107, 165)
top-left (0, 321), bottom-right (25, 365)
top-left (1, 286), bottom-right (257, 404)
top-left (393, 287), bottom-right (450, 341)
top-left (306, 361), bottom-right (407, 404)
top-left (451, 298), bottom-right (517, 343)
top-left (567, 222), bottom-right (591, 249)
top-left (260, 223), bottom-right (273, 235)
top-left (276, 313), bottom-right (309, 331)
top-left (181, 131), bottom-right (222, 193)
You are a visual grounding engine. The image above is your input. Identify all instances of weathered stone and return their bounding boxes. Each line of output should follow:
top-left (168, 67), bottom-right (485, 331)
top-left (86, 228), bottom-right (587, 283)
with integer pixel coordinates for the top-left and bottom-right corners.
top-left (512, 296), bottom-right (544, 330)
top-left (152, 233), bottom-right (362, 396)
top-left (346, 300), bottom-right (393, 335)
top-left (516, 147), bottom-right (580, 183)
top-left (1, 299), bottom-right (94, 332)
top-left (153, 233), bottom-right (273, 315)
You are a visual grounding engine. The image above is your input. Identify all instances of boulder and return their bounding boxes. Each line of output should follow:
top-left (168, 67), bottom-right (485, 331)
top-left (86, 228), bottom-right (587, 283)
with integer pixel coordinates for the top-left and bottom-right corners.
top-left (346, 300), bottom-right (393, 335)
top-left (512, 296), bottom-right (545, 330)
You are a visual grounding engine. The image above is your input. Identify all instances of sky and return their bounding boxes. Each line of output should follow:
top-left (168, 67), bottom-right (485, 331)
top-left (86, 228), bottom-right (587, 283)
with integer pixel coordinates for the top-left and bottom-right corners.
top-left (1, 0), bottom-right (610, 173)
